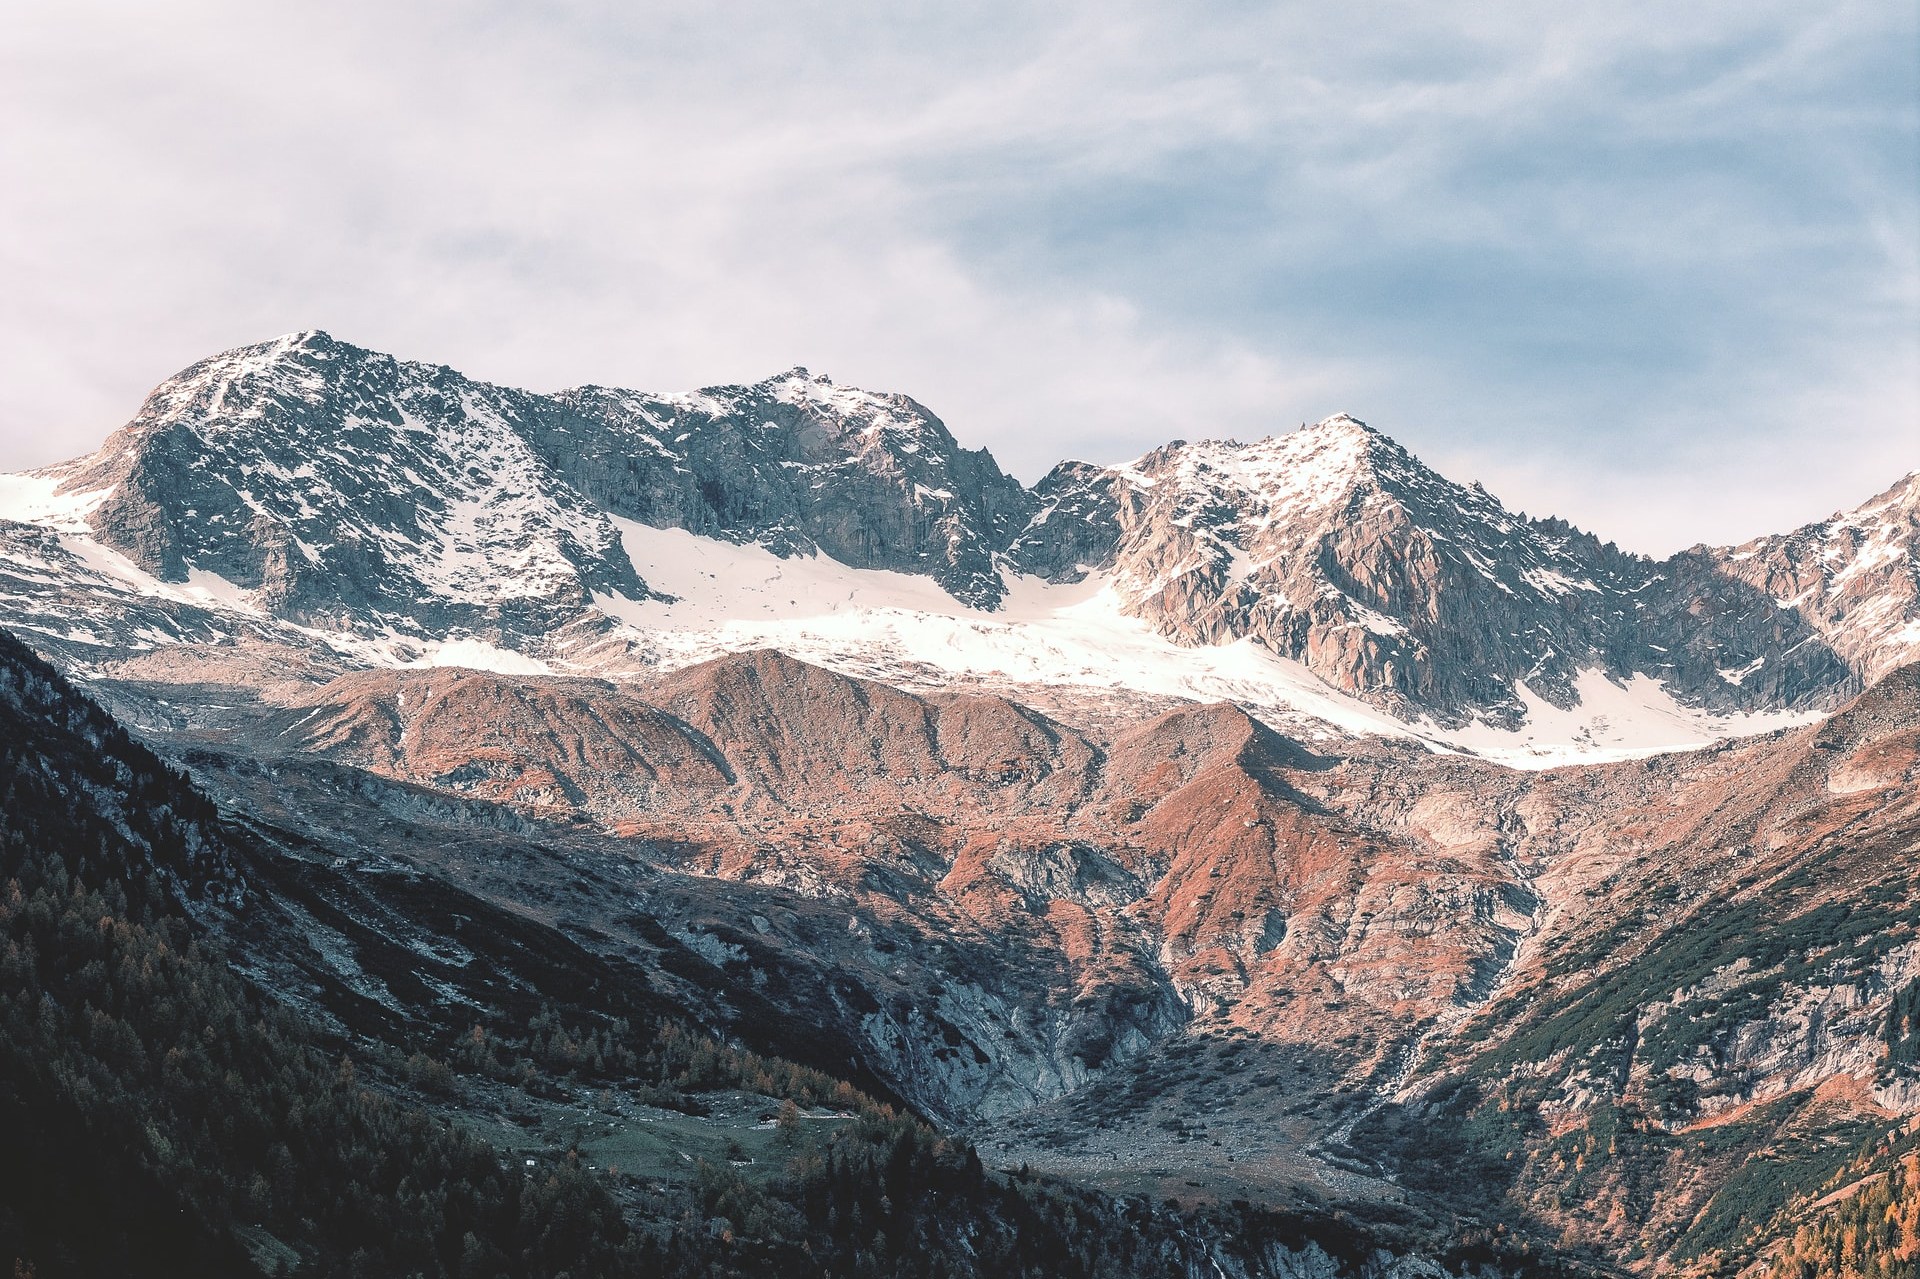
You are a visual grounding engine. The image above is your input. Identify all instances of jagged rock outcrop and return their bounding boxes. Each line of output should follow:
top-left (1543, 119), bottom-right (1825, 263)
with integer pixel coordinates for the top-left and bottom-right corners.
top-left (1701, 469), bottom-right (1920, 681)
top-left (62, 333), bottom-right (648, 632)
top-left (532, 369), bottom-right (1031, 607)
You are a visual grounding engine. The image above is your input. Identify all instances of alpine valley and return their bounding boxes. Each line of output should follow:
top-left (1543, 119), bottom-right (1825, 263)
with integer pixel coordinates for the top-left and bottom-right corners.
top-left (2, 331), bottom-right (1917, 1278)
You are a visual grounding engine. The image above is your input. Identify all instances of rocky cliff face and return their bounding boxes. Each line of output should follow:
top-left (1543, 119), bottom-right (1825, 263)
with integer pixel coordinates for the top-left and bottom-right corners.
top-left (534, 369), bottom-right (1032, 608)
top-left (61, 333), bottom-right (647, 633)
top-left (1703, 469), bottom-right (1920, 682)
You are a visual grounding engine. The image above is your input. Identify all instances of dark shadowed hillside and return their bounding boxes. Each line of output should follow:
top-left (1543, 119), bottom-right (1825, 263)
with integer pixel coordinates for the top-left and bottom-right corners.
top-left (0, 628), bottom-right (1594, 1278)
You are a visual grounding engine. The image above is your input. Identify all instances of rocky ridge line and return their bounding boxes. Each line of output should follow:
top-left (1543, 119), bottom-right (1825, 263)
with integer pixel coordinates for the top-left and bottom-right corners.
top-left (3, 331), bottom-right (1911, 729)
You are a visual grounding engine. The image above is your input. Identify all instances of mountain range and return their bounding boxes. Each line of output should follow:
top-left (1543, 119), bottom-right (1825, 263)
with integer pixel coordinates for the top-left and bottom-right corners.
top-left (3, 330), bottom-right (1913, 747)
top-left (1, 332), bottom-right (1916, 1278)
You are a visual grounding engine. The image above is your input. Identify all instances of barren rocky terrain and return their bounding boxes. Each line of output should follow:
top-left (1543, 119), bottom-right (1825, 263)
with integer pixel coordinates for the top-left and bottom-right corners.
top-left (3, 333), bottom-right (1916, 1274)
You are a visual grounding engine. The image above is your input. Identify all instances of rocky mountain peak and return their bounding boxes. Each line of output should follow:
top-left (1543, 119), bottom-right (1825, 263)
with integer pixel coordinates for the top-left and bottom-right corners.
top-left (27, 334), bottom-right (1041, 639)
top-left (1116, 414), bottom-right (1455, 537)
top-left (51, 331), bottom-right (644, 635)
top-left (1003, 410), bottom-right (1855, 727)
top-left (538, 363), bottom-right (1031, 609)
top-left (1702, 468), bottom-right (1920, 682)
top-left (1316, 410), bottom-right (1370, 431)
top-left (761, 365), bottom-right (956, 449)
top-left (1286, 410), bottom-right (1386, 456)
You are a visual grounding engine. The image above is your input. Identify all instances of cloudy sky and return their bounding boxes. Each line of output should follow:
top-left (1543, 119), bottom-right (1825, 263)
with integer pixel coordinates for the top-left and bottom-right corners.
top-left (2, 1), bottom-right (1914, 553)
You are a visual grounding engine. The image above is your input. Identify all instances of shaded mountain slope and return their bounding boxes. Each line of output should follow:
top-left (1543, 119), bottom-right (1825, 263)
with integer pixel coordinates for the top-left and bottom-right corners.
top-left (0, 628), bottom-right (633, 1278)
top-left (0, 626), bottom-right (1591, 1278)
top-left (1351, 664), bottom-right (1920, 1270)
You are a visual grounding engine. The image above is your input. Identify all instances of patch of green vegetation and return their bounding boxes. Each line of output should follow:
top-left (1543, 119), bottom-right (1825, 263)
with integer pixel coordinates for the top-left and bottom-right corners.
top-left (1526, 1100), bottom-right (1678, 1216)
top-left (1754, 1127), bottom-right (1920, 1277)
top-left (1673, 1109), bottom-right (1882, 1260)
top-left (1349, 1079), bottom-right (1536, 1206)
top-left (1479, 860), bottom-right (1920, 1098)
top-left (1885, 977), bottom-right (1920, 1067)
top-left (458, 1088), bottom-right (849, 1186)
top-left (1636, 902), bottom-right (1915, 1077)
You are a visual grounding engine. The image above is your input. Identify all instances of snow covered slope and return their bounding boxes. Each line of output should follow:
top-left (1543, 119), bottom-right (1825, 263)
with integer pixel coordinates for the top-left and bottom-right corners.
top-left (592, 519), bottom-right (1816, 766)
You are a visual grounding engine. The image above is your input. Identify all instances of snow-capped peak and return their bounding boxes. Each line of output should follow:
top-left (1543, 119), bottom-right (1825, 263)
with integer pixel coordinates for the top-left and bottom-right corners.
top-left (1112, 413), bottom-right (1412, 524)
top-left (767, 367), bottom-right (915, 429)
top-left (1309, 411), bottom-right (1374, 435)
top-left (1706, 469), bottom-right (1920, 681)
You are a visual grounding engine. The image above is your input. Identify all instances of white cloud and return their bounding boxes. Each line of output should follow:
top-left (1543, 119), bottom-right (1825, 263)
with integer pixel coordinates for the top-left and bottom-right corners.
top-left (0, 0), bottom-right (1913, 551)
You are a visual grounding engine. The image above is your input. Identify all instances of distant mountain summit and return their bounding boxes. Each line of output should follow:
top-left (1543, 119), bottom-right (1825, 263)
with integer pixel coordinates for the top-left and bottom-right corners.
top-left (48, 331), bottom-right (1027, 629)
top-left (58, 331), bottom-right (647, 632)
top-left (1703, 470), bottom-right (1920, 682)
top-left (1, 331), bottom-right (1911, 738)
top-left (1008, 413), bottom-right (1872, 726)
